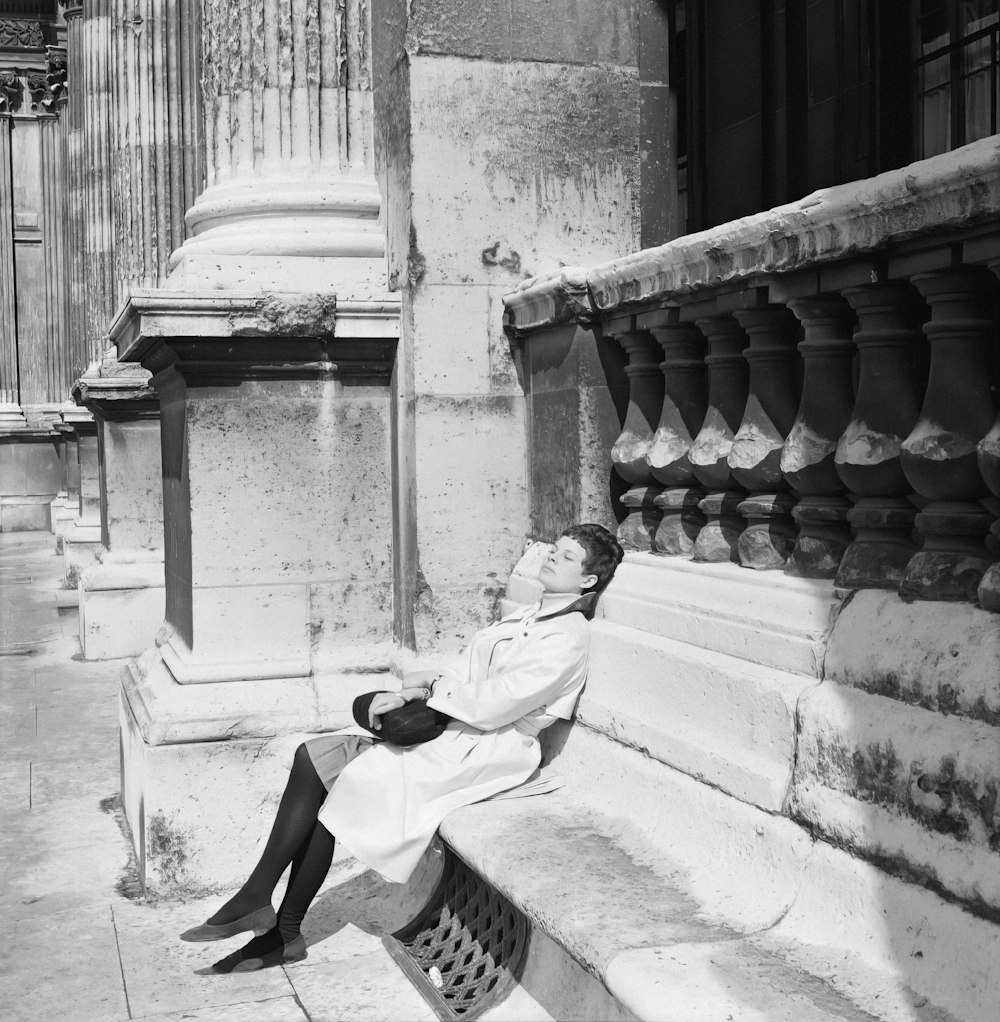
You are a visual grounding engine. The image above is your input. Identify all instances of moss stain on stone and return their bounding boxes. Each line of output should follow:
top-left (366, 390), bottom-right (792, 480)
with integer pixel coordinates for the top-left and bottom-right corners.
top-left (147, 811), bottom-right (190, 889)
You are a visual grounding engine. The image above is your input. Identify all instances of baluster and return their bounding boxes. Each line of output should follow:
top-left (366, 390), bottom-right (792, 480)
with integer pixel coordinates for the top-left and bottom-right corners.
top-left (609, 325), bottom-right (664, 551)
top-left (689, 317), bottom-right (749, 562)
top-left (977, 261), bottom-right (1000, 611)
top-left (728, 304), bottom-right (800, 569)
top-left (899, 268), bottom-right (996, 602)
top-left (644, 309), bottom-right (707, 555)
top-left (834, 282), bottom-right (924, 589)
top-left (782, 295), bottom-right (857, 578)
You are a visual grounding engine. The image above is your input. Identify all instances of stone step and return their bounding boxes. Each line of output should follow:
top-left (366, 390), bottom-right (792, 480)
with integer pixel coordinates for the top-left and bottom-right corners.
top-left (585, 618), bottom-right (816, 810)
top-left (440, 724), bottom-right (1000, 1022)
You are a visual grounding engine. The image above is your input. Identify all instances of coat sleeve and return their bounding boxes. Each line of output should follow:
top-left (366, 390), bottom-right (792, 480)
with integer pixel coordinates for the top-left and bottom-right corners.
top-left (427, 620), bottom-right (589, 731)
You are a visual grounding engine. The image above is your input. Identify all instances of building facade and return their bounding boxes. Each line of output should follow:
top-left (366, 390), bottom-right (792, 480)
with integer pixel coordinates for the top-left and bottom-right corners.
top-left (1, 1), bottom-right (999, 1017)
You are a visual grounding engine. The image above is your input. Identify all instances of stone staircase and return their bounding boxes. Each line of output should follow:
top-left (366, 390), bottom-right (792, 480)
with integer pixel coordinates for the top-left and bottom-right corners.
top-left (436, 547), bottom-right (1000, 1021)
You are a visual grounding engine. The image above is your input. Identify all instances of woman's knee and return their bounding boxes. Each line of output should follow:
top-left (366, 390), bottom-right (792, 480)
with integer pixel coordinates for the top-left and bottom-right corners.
top-left (292, 742), bottom-right (314, 772)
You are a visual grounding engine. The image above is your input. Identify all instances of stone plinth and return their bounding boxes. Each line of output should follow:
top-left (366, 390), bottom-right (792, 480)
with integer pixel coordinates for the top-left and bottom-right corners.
top-left (77, 362), bottom-right (165, 660)
top-left (112, 290), bottom-right (399, 893)
top-left (60, 405), bottom-right (103, 581)
top-left (0, 429), bottom-right (61, 532)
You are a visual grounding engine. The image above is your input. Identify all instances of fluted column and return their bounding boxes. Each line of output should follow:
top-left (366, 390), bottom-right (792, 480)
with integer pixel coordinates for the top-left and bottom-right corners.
top-left (782, 295), bottom-right (856, 578)
top-left (109, 0), bottom-right (202, 296)
top-left (834, 282), bottom-right (923, 589)
top-left (689, 317), bottom-right (749, 562)
top-left (729, 305), bottom-right (800, 569)
top-left (0, 117), bottom-right (17, 412)
top-left (645, 310), bottom-right (706, 555)
top-left (899, 268), bottom-right (996, 602)
top-left (170, 0), bottom-right (384, 291)
top-left (610, 326), bottom-right (664, 551)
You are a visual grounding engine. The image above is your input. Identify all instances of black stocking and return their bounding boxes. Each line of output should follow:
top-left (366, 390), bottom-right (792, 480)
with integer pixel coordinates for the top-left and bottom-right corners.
top-left (207, 743), bottom-right (328, 926)
top-left (225, 819), bottom-right (336, 962)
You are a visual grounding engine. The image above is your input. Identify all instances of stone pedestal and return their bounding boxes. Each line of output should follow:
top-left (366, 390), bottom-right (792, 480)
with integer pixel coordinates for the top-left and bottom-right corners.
top-left (112, 293), bottom-right (399, 893)
top-left (77, 363), bottom-right (165, 660)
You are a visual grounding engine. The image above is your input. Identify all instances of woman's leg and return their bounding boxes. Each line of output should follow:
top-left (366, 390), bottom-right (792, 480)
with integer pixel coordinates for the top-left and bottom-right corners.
top-left (206, 742), bottom-right (328, 925)
top-left (203, 820), bottom-right (336, 973)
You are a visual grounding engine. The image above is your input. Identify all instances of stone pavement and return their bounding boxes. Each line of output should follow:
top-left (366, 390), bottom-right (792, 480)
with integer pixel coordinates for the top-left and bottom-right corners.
top-left (0, 532), bottom-right (550, 1022)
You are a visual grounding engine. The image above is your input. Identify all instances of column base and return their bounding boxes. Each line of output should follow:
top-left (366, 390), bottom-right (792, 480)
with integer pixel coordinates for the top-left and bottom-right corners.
top-left (692, 490), bottom-right (745, 564)
top-left (652, 486), bottom-right (705, 556)
top-left (785, 496), bottom-right (852, 579)
top-left (79, 555), bottom-right (165, 660)
top-left (617, 485), bottom-right (663, 553)
top-left (63, 520), bottom-right (103, 582)
top-left (835, 498), bottom-right (918, 590)
top-left (899, 502), bottom-right (994, 603)
top-left (736, 492), bottom-right (797, 570)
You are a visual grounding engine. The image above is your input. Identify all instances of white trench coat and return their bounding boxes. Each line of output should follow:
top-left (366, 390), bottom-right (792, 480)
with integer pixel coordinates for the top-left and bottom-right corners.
top-left (317, 593), bottom-right (592, 884)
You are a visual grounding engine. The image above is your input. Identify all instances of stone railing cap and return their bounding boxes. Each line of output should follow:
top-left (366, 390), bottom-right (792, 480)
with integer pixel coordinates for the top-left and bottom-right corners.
top-left (504, 135), bottom-right (1000, 328)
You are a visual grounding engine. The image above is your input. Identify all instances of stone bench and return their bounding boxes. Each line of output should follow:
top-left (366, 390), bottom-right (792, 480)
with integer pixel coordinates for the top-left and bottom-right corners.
top-left (430, 548), bottom-right (1000, 1021)
top-left (440, 716), bottom-right (1000, 1022)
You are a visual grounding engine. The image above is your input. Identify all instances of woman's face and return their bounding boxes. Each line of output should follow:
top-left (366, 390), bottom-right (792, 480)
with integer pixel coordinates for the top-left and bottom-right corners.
top-left (538, 536), bottom-right (598, 595)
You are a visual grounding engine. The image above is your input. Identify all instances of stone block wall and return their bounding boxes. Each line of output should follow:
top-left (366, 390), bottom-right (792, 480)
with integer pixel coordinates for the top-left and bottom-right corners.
top-left (372, 0), bottom-right (642, 655)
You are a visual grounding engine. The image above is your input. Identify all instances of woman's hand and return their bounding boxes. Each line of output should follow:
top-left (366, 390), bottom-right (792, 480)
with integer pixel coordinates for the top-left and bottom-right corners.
top-left (368, 691), bottom-right (406, 730)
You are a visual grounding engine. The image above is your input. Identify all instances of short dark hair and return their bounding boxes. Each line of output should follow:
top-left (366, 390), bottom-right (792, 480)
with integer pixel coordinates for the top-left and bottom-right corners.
top-left (560, 523), bottom-right (624, 595)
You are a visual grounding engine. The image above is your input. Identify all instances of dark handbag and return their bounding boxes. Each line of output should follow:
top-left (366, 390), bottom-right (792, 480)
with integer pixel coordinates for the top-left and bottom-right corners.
top-left (352, 691), bottom-right (450, 745)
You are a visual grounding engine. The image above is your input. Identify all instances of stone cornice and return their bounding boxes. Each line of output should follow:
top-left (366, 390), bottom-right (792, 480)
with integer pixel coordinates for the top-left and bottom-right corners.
top-left (504, 135), bottom-right (1000, 331)
top-left (502, 266), bottom-right (592, 339)
top-left (110, 289), bottom-right (400, 383)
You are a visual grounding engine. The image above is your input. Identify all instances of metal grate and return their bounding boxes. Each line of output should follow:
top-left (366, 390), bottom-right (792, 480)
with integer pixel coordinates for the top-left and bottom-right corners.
top-left (385, 848), bottom-right (530, 1021)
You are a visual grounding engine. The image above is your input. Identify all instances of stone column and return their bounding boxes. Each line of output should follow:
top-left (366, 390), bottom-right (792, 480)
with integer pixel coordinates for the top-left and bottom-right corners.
top-left (609, 323), bottom-right (664, 551)
top-left (729, 304), bottom-right (800, 569)
top-left (689, 316), bottom-right (749, 562)
top-left (169, 0), bottom-right (384, 293)
top-left (899, 268), bottom-right (995, 602)
top-left (108, 0), bottom-right (202, 295)
top-left (0, 115), bottom-right (18, 418)
top-left (834, 282), bottom-right (923, 589)
top-left (77, 357), bottom-right (164, 660)
top-left (782, 295), bottom-right (857, 578)
top-left (643, 309), bottom-right (707, 556)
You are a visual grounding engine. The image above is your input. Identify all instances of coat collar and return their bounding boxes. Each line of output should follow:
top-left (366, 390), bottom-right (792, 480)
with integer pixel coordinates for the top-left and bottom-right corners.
top-left (500, 591), bottom-right (597, 624)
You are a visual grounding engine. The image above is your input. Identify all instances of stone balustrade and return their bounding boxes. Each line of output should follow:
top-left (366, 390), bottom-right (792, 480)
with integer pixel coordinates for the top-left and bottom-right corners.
top-left (504, 136), bottom-right (1000, 609)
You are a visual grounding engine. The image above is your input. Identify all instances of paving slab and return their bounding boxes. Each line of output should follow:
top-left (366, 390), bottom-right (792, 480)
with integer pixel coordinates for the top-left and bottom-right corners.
top-left (121, 996), bottom-right (309, 1022)
top-left (112, 899), bottom-right (297, 1019)
top-left (0, 903), bottom-right (129, 1022)
top-left (284, 924), bottom-right (438, 1022)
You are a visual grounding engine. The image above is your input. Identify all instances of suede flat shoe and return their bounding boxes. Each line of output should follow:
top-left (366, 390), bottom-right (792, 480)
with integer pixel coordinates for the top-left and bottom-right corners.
top-left (179, 905), bottom-right (276, 942)
top-left (196, 934), bottom-right (307, 974)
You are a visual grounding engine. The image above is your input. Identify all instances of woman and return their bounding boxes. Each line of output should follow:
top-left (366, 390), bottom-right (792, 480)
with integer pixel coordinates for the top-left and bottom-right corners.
top-left (180, 523), bottom-right (623, 973)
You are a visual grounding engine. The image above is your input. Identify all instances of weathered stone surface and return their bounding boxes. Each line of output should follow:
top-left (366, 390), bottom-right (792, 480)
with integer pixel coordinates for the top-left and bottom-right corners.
top-left (408, 56), bottom-right (640, 289)
top-left (587, 135), bottom-right (1000, 313)
top-left (599, 554), bottom-right (838, 677)
top-left (791, 681), bottom-right (1000, 916)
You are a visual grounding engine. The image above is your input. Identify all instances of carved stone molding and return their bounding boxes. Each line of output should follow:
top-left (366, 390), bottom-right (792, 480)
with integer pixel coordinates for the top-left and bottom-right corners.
top-left (0, 19), bottom-right (45, 50)
top-left (0, 71), bottom-right (23, 113)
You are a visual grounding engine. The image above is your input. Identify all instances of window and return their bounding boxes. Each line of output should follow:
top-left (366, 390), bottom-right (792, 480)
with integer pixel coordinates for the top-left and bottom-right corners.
top-left (914, 0), bottom-right (1000, 158)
